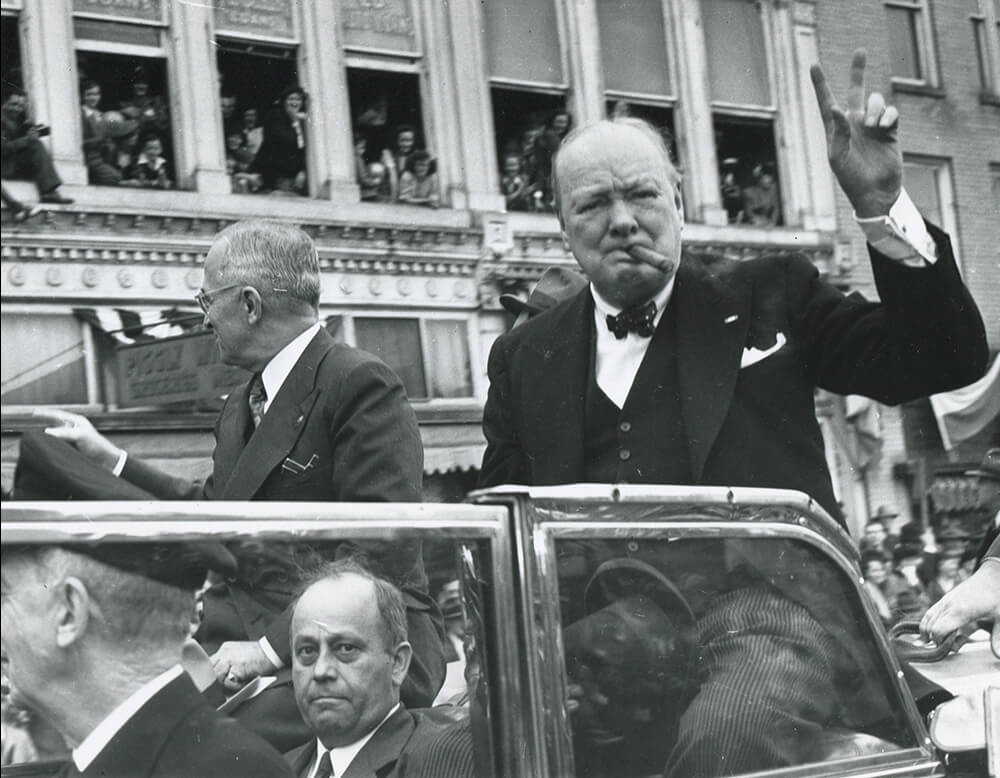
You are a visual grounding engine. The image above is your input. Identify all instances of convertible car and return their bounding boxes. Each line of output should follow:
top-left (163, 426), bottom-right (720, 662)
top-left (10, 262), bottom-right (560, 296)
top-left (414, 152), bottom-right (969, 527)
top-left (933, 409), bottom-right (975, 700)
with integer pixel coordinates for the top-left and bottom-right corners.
top-left (2, 486), bottom-right (997, 777)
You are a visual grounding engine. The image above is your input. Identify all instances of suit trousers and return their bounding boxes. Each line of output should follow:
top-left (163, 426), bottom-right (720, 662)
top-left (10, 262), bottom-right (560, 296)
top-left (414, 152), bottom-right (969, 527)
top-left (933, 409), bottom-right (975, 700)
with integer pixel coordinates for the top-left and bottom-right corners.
top-left (4, 137), bottom-right (61, 193)
top-left (664, 584), bottom-right (841, 778)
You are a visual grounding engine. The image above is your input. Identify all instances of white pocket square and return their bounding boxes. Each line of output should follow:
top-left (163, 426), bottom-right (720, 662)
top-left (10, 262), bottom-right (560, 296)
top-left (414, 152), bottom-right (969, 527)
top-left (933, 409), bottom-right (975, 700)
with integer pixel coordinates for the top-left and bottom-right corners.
top-left (740, 332), bottom-right (786, 369)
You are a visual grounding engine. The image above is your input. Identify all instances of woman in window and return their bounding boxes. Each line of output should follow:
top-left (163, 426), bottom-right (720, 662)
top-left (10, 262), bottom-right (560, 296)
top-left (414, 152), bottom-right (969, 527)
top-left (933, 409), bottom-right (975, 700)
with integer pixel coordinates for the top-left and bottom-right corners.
top-left (252, 85), bottom-right (308, 195)
top-left (397, 150), bottom-right (439, 208)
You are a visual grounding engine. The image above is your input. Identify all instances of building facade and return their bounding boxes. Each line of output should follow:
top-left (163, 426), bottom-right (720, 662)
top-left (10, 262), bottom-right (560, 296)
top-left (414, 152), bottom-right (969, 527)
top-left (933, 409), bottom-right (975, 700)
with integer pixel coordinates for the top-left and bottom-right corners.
top-left (2, 0), bottom-right (997, 529)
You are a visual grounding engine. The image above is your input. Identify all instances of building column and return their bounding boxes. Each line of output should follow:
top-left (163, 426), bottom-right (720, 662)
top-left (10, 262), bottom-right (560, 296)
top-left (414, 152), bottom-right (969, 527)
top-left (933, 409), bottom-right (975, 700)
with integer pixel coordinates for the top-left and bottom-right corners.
top-left (300, 2), bottom-right (360, 202)
top-left (169, 0), bottom-right (230, 194)
top-left (563, 0), bottom-right (605, 126)
top-left (667, 0), bottom-right (727, 226)
top-left (790, 0), bottom-right (836, 231)
top-left (445, 0), bottom-right (504, 212)
top-left (19, 0), bottom-right (88, 186)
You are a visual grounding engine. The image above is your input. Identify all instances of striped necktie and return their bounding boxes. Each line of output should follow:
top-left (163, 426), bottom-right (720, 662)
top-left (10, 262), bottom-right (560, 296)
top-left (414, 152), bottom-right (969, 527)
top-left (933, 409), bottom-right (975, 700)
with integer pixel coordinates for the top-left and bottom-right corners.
top-left (314, 750), bottom-right (333, 778)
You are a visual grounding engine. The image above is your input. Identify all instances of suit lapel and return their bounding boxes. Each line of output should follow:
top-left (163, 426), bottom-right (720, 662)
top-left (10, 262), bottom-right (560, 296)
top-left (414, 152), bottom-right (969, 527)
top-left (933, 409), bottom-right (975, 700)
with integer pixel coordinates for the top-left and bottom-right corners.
top-left (221, 329), bottom-right (333, 500)
top-left (342, 706), bottom-right (415, 778)
top-left (674, 254), bottom-right (751, 481)
top-left (212, 382), bottom-right (253, 490)
top-left (520, 291), bottom-right (592, 483)
top-left (287, 741), bottom-right (319, 778)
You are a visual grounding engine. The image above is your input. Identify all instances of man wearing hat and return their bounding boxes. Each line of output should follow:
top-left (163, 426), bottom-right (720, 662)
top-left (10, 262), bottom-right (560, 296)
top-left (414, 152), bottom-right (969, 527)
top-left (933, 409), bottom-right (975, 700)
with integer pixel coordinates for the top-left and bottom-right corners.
top-left (499, 266), bottom-right (588, 329)
top-left (80, 79), bottom-right (125, 186)
top-left (921, 448), bottom-right (1000, 652)
top-left (0, 539), bottom-right (293, 777)
top-left (120, 65), bottom-right (170, 138)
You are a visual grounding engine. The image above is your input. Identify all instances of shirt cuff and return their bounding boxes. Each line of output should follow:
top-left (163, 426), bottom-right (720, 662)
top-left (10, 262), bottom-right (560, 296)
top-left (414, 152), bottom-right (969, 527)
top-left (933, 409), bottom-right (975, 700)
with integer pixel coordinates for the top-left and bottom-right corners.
top-left (855, 188), bottom-right (938, 266)
top-left (111, 449), bottom-right (128, 477)
top-left (257, 637), bottom-right (284, 670)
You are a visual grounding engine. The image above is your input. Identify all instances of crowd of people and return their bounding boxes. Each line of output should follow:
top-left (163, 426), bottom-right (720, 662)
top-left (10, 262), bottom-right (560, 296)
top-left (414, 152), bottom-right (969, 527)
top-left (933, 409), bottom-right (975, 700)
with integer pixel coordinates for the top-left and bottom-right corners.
top-left (353, 124), bottom-right (440, 207)
top-left (858, 451), bottom-right (1000, 631)
top-left (498, 109), bottom-right (572, 213)
top-left (720, 158), bottom-right (781, 226)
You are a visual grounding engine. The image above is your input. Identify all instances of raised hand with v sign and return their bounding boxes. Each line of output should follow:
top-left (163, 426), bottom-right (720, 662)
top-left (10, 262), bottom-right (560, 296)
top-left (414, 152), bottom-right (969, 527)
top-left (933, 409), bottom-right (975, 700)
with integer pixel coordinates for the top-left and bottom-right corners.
top-left (810, 49), bottom-right (902, 218)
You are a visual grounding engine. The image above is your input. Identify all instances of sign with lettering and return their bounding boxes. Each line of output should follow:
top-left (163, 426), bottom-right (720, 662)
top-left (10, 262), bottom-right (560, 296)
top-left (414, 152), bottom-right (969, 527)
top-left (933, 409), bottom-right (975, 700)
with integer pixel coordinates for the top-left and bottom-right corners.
top-left (72, 0), bottom-right (164, 25)
top-left (340, 0), bottom-right (418, 54)
top-left (213, 0), bottom-right (296, 42)
top-left (116, 331), bottom-right (250, 408)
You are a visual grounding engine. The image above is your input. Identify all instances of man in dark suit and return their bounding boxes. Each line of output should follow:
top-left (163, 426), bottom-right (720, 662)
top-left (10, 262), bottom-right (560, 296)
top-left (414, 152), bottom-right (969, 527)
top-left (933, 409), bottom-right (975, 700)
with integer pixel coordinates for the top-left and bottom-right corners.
top-left (285, 559), bottom-right (472, 778)
top-left (38, 219), bottom-right (443, 748)
top-left (1, 88), bottom-right (73, 203)
top-left (478, 50), bottom-right (988, 777)
top-left (0, 540), bottom-right (293, 778)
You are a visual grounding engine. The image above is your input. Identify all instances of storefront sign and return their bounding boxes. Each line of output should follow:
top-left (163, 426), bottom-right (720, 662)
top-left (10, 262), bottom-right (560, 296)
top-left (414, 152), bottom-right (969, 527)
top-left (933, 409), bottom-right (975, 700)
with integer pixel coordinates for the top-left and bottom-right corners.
top-left (72, 0), bottom-right (164, 25)
top-left (340, 0), bottom-right (417, 54)
top-left (213, 0), bottom-right (296, 41)
top-left (116, 331), bottom-right (249, 408)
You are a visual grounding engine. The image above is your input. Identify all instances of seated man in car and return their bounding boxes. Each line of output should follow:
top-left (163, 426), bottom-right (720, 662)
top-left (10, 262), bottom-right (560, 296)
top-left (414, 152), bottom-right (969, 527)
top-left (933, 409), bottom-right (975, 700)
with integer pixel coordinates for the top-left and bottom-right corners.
top-left (286, 558), bottom-right (473, 778)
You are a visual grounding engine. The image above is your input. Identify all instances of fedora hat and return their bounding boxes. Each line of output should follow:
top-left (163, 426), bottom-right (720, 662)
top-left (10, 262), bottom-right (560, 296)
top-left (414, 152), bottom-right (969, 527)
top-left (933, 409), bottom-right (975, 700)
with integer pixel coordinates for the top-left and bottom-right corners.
top-left (500, 266), bottom-right (587, 327)
top-left (966, 448), bottom-right (1000, 480)
top-left (871, 505), bottom-right (899, 522)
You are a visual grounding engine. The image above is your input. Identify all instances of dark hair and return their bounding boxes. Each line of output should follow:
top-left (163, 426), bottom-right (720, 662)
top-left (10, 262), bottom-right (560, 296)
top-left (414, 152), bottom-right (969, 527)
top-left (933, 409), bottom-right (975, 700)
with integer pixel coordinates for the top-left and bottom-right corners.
top-left (406, 149), bottom-right (432, 173)
top-left (137, 131), bottom-right (163, 152)
top-left (395, 124), bottom-right (415, 136)
top-left (3, 86), bottom-right (26, 102)
top-left (279, 84), bottom-right (305, 103)
top-left (131, 65), bottom-right (149, 84)
top-left (80, 79), bottom-right (100, 97)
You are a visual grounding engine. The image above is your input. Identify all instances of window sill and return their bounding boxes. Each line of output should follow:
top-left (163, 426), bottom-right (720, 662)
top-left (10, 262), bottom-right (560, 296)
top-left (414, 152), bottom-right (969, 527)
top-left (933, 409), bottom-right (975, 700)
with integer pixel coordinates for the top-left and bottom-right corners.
top-left (890, 80), bottom-right (946, 99)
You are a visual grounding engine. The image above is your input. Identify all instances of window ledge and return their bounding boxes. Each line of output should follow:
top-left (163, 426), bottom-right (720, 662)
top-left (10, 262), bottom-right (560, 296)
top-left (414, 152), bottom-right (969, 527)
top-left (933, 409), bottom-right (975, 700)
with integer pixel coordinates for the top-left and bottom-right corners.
top-left (979, 91), bottom-right (1000, 107)
top-left (890, 80), bottom-right (946, 99)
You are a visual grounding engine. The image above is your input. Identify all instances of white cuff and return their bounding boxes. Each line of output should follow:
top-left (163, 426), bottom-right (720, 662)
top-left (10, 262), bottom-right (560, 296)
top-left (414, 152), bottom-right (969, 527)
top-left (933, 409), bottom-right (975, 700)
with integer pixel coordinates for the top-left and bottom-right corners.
top-left (111, 449), bottom-right (128, 477)
top-left (855, 188), bottom-right (938, 266)
top-left (257, 637), bottom-right (284, 670)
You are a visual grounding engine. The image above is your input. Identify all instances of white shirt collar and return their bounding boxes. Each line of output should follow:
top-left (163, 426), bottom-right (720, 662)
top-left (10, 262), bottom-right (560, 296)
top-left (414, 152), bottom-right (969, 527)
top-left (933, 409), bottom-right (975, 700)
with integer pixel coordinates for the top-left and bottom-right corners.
top-left (72, 665), bottom-right (184, 771)
top-left (309, 703), bottom-right (400, 778)
top-left (260, 322), bottom-right (321, 414)
top-left (590, 276), bottom-right (675, 322)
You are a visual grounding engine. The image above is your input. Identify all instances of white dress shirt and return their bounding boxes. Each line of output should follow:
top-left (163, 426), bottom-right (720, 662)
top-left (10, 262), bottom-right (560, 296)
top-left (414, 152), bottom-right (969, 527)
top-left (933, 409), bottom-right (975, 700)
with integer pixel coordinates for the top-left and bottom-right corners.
top-left (306, 703), bottom-right (400, 778)
top-left (72, 665), bottom-right (184, 771)
top-left (259, 322), bottom-right (322, 414)
top-left (590, 188), bottom-right (936, 408)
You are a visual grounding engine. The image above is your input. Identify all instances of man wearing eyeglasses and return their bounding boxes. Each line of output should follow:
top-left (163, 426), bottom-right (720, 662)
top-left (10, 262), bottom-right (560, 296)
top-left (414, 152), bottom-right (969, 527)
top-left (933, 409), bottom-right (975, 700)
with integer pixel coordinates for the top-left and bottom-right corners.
top-left (35, 220), bottom-right (444, 751)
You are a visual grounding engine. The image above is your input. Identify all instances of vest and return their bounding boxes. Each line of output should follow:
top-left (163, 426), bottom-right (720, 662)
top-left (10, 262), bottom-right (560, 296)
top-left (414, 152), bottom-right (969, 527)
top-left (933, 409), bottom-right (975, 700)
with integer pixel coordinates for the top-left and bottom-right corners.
top-left (583, 301), bottom-right (691, 484)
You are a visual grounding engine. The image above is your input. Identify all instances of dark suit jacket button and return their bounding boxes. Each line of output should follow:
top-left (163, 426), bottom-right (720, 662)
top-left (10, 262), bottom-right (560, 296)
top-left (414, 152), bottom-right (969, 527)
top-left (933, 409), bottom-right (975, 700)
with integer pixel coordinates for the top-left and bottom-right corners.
top-left (619, 421), bottom-right (632, 433)
top-left (619, 448), bottom-right (631, 461)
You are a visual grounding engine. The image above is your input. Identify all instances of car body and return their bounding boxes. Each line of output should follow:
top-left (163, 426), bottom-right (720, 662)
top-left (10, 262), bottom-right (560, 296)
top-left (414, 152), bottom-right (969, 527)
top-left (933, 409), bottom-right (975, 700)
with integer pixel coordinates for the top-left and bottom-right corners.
top-left (2, 485), bottom-right (996, 777)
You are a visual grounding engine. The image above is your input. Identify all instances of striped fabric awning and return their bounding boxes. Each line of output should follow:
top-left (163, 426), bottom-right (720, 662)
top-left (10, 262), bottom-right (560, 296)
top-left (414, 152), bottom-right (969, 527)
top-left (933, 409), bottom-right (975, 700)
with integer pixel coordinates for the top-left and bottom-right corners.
top-left (73, 307), bottom-right (204, 344)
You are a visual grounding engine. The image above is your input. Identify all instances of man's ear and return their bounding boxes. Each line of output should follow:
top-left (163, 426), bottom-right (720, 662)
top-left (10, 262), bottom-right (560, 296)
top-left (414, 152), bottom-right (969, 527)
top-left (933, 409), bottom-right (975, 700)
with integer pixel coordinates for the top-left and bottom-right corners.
top-left (242, 287), bottom-right (264, 324)
top-left (55, 576), bottom-right (91, 649)
top-left (391, 641), bottom-right (413, 689)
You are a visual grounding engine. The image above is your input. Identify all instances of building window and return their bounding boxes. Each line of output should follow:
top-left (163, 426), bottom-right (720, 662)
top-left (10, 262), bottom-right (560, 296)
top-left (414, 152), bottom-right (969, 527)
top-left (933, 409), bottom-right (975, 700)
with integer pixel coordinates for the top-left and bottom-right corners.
top-left (2, 13), bottom-right (21, 94)
top-left (701, 0), bottom-right (782, 226)
top-left (969, 0), bottom-right (1000, 99)
top-left (216, 41), bottom-right (300, 195)
top-left (885, 0), bottom-right (939, 85)
top-left (483, 0), bottom-right (567, 212)
top-left (903, 156), bottom-right (960, 263)
top-left (348, 315), bottom-right (473, 400)
top-left (1, 313), bottom-right (93, 407)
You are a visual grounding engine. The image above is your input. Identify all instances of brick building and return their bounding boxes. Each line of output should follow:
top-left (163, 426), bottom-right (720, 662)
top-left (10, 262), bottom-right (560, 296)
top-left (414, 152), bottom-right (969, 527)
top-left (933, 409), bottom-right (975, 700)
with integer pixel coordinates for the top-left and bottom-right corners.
top-left (2, 0), bottom-right (997, 530)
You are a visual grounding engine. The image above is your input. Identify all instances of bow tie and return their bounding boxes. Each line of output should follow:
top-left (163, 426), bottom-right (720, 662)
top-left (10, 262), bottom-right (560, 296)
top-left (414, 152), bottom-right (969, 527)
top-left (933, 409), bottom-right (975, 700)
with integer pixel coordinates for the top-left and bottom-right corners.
top-left (606, 301), bottom-right (657, 339)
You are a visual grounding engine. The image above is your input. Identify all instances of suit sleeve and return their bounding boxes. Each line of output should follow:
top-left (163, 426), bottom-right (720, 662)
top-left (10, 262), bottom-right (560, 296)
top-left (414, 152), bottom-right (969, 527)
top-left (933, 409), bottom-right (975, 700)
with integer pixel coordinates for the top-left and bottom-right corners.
top-left (786, 222), bottom-right (988, 405)
top-left (478, 333), bottom-right (528, 488)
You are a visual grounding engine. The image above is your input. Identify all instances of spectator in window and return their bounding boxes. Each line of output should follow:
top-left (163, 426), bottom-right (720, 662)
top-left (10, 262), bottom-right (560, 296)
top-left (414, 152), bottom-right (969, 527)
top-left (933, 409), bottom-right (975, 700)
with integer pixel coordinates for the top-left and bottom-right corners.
top-left (390, 123), bottom-right (417, 173)
top-left (119, 66), bottom-right (169, 138)
top-left (80, 79), bottom-right (123, 187)
top-left (518, 119), bottom-right (550, 212)
top-left (252, 84), bottom-right (307, 195)
top-left (106, 114), bottom-right (142, 180)
top-left (360, 161), bottom-right (395, 204)
top-left (720, 157), bottom-right (745, 223)
top-left (1, 88), bottom-right (73, 204)
top-left (743, 162), bottom-right (780, 226)
top-left (220, 91), bottom-right (239, 140)
top-left (538, 109), bottom-right (572, 177)
top-left (226, 131), bottom-right (261, 194)
top-left (501, 151), bottom-right (531, 211)
top-left (397, 150), bottom-right (439, 208)
top-left (124, 132), bottom-right (171, 189)
top-left (241, 107), bottom-right (263, 159)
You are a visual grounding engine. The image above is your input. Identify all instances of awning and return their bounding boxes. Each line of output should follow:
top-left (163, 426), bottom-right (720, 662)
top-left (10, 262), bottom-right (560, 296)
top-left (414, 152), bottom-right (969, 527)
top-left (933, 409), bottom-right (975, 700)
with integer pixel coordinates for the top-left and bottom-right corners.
top-left (423, 444), bottom-right (485, 475)
top-left (74, 307), bottom-right (203, 343)
top-left (930, 354), bottom-right (1000, 450)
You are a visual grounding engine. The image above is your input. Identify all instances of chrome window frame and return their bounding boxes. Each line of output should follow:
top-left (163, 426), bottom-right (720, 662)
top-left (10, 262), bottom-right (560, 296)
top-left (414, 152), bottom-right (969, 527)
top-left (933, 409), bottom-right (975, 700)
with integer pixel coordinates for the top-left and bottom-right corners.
top-left (472, 484), bottom-right (943, 778)
top-left (1, 500), bottom-right (523, 778)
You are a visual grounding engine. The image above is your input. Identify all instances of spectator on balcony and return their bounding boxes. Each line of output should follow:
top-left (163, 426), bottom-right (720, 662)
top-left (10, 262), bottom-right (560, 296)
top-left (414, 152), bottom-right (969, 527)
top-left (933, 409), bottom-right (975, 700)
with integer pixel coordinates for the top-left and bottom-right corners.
top-left (743, 162), bottom-right (780, 226)
top-left (241, 107), bottom-right (263, 159)
top-left (119, 66), bottom-right (169, 139)
top-left (501, 152), bottom-right (531, 212)
top-left (220, 91), bottom-right (239, 140)
top-left (80, 79), bottom-right (123, 187)
top-left (397, 150), bottom-right (439, 208)
top-left (1, 88), bottom-right (73, 204)
top-left (123, 132), bottom-right (171, 189)
top-left (252, 84), bottom-right (307, 195)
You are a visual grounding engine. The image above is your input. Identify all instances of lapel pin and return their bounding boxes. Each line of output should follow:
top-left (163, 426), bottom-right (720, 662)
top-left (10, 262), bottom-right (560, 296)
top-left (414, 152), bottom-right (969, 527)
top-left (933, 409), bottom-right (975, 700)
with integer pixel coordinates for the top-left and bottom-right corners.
top-left (725, 314), bottom-right (739, 324)
top-left (296, 414), bottom-right (304, 425)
